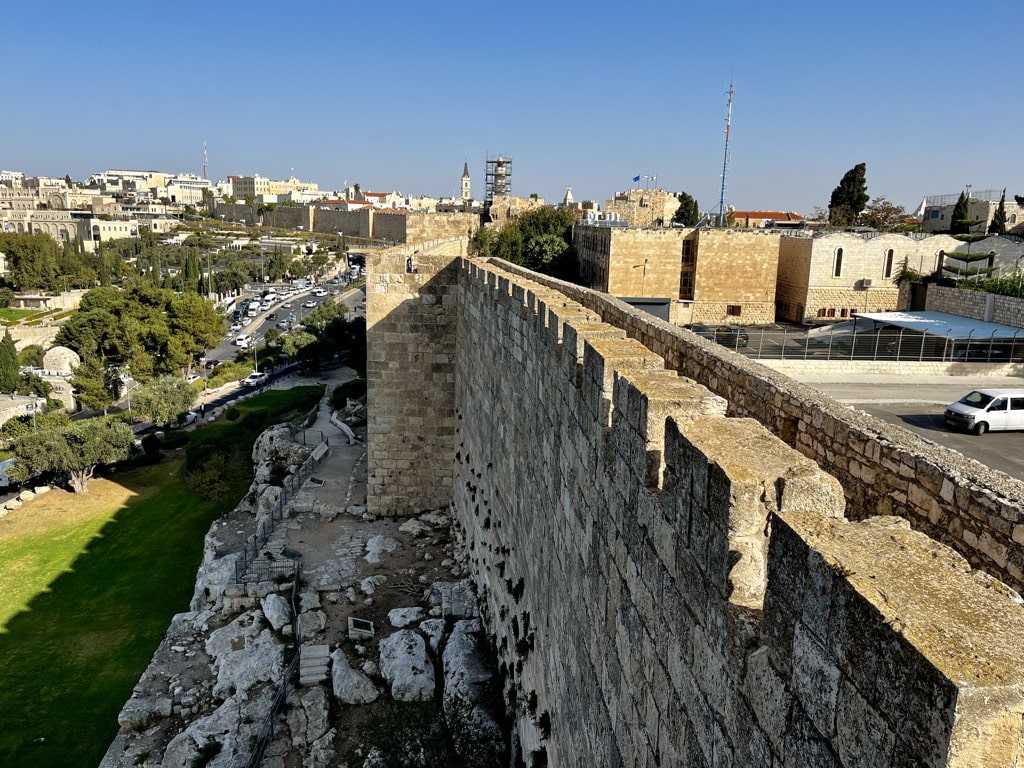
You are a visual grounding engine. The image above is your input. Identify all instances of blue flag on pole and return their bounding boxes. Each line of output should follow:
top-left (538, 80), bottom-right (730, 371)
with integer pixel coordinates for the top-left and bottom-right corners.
top-left (632, 175), bottom-right (641, 183)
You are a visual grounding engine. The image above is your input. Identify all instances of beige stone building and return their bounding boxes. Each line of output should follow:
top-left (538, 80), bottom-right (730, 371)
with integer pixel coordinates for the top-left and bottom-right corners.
top-left (574, 224), bottom-right (780, 325)
top-left (922, 192), bottom-right (1024, 235)
top-left (485, 194), bottom-right (546, 228)
top-left (603, 188), bottom-right (680, 228)
top-left (775, 231), bottom-right (960, 323)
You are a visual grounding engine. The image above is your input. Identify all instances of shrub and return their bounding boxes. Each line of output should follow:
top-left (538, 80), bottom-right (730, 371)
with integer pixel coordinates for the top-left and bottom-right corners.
top-left (330, 378), bottom-right (366, 409)
top-left (140, 433), bottom-right (162, 454)
top-left (225, 407), bottom-right (240, 422)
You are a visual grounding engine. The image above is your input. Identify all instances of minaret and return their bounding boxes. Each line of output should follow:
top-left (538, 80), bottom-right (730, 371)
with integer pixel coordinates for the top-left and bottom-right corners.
top-left (461, 161), bottom-right (471, 201)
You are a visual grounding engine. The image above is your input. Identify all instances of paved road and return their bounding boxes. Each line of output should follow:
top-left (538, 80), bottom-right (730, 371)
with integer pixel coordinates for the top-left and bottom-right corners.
top-left (795, 374), bottom-right (1024, 480)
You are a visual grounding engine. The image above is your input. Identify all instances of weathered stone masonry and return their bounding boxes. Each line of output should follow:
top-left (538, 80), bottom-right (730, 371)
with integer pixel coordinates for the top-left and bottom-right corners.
top-left (369, 243), bottom-right (1024, 766)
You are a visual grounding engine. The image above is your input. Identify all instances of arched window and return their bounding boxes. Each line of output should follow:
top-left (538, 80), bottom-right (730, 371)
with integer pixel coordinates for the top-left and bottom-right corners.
top-left (883, 249), bottom-right (894, 278)
top-left (1012, 214), bottom-right (1018, 224)
top-left (833, 248), bottom-right (844, 278)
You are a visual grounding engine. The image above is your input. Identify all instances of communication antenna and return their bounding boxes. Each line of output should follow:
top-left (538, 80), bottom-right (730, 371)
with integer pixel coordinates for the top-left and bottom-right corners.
top-left (203, 141), bottom-right (208, 180)
top-left (717, 81), bottom-right (734, 227)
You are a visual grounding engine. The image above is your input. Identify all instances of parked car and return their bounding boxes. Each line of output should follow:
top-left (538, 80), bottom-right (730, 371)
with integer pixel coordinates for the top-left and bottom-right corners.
top-left (204, 359), bottom-right (220, 370)
top-left (241, 372), bottom-right (269, 387)
top-left (185, 373), bottom-right (201, 384)
top-left (686, 324), bottom-right (750, 348)
top-left (944, 389), bottom-right (1024, 435)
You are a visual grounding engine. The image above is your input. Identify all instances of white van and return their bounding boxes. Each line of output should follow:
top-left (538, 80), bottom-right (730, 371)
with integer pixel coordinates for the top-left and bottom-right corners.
top-left (944, 389), bottom-right (1024, 435)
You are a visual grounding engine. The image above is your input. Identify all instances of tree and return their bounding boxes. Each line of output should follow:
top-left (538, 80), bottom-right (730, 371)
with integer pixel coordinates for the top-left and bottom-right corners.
top-left (828, 163), bottom-right (869, 226)
top-left (859, 196), bottom-right (907, 232)
top-left (71, 354), bottom-right (120, 414)
top-left (989, 189), bottom-right (1008, 235)
top-left (950, 192), bottom-right (972, 235)
top-left (672, 192), bottom-right (700, 226)
top-left (132, 375), bottom-right (194, 427)
top-left (0, 331), bottom-right (18, 393)
top-left (10, 418), bottom-right (133, 494)
top-left (17, 344), bottom-right (44, 368)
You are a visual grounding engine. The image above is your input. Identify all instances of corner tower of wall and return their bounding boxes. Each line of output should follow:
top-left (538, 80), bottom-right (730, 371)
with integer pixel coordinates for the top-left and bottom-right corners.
top-left (366, 238), bottom-right (465, 517)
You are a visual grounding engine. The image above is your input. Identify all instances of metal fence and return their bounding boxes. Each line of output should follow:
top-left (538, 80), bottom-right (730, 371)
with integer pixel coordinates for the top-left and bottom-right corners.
top-left (234, 402), bottom-right (325, 584)
top-left (716, 326), bottom-right (1024, 363)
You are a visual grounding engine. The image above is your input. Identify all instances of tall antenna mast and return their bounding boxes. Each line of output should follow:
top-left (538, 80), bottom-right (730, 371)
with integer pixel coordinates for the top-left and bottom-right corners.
top-left (203, 141), bottom-right (208, 180)
top-left (717, 81), bottom-right (734, 227)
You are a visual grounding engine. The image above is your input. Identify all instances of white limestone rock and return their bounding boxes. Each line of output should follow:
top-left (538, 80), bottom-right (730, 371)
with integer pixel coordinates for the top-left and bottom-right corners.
top-left (261, 593), bottom-right (291, 631)
top-left (398, 518), bottom-right (433, 537)
top-left (331, 649), bottom-right (379, 705)
top-left (116, 695), bottom-right (172, 730)
top-left (298, 609), bottom-right (327, 638)
top-left (364, 535), bottom-right (398, 564)
top-left (388, 607), bottom-right (424, 628)
top-left (160, 689), bottom-right (274, 768)
top-left (419, 618), bottom-right (446, 654)
top-left (442, 619), bottom-right (504, 754)
top-left (360, 575), bottom-right (386, 595)
top-left (379, 629), bottom-right (435, 702)
top-left (205, 613), bottom-right (284, 700)
top-left (301, 687), bottom-right (331, 744)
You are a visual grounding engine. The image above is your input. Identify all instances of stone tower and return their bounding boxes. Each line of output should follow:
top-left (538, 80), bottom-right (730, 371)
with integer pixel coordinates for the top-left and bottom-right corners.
top-left (461, 161), bottom-right (471, 201)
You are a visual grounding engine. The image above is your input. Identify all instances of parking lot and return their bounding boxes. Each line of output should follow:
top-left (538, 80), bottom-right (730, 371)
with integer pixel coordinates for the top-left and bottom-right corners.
top-left (798, 374), bottom-right (1024, 480)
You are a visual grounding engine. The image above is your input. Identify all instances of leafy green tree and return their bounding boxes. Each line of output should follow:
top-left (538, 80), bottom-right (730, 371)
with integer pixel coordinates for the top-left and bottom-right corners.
top-left (0, 332), bottom-right (18, 393)
top-left (0, 287), bottom-right (15, 308)
top-left (17, 344), bottom-right (44, 368)
top-left (828, 163), bottom-right (869, 226)
top-left (132, 375), bottom-right (194, 427)
top-left (859, 196), bottom-right (907, 232)
top-left (672, 192), bottom-right (700, 226)
top-left (71, 354), bottom-right (121, 414)
top-left (989, 189), bottom-right (1008, 235)
top-left (19, 371), bottom-right (53, 400)
top-left (10, 418), bottom-right (133, 493)
top-left (0, 232), bottom-right (59, 290)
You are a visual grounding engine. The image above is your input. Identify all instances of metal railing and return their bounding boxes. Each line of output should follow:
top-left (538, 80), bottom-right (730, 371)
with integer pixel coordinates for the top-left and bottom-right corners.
top-left (710, 326), bottom-right (1024, 363)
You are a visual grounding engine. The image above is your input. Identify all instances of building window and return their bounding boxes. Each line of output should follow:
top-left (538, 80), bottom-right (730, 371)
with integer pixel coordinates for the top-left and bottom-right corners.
top-left (1012, 214), bottom-right (1018, 224)
top-left (818, 308), bottom-right (827, 318)
top-left (833, 248), bottom-right (844, 278)
top-left (726, 305), bottom-right (742, 316)
top-left (883, 249), bottom-right (894, 278)
top-left (840, 308), bottom-right (849, 318)
top-left (681, 239), bottom-right (695, 265)
top-left (678, 272), bottom-right (694, 300)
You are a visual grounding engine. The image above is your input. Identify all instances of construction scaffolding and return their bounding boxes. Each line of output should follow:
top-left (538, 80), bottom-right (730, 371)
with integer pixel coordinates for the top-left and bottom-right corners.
top-left (484, 155), bottom-right (512, 206)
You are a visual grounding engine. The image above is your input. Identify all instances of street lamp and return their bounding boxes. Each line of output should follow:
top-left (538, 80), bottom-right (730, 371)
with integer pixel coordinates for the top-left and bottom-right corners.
top-left (26, 400), bottom-right (36, 433)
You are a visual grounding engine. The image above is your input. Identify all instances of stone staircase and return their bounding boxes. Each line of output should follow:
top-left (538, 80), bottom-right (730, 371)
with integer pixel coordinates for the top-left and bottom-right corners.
top-left (299, 644), bottom-right (330, 686)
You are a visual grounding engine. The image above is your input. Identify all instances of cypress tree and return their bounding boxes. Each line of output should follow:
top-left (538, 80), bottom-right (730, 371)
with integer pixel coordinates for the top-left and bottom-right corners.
top-left (0, 331), bottom-right (19, 393)
top-left (989, 189), bottom-right (1007, 235)
top-left (950, 192), bottom-right (971, 235)
top-left (828, 163), bottom-right (869, 227)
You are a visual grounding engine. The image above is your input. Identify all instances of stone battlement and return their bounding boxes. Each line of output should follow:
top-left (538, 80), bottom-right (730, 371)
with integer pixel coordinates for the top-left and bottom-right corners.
top-left (367, 241), bottom-right (1024, 766)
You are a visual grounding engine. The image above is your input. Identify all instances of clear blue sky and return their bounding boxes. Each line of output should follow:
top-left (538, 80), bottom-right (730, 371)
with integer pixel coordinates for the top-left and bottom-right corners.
top-left (6, 1), bottom-right (1020, 217)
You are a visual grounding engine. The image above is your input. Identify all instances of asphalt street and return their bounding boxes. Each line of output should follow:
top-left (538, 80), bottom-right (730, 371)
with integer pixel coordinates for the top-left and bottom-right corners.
top-left (795, 374), bottom-right (1024, 480)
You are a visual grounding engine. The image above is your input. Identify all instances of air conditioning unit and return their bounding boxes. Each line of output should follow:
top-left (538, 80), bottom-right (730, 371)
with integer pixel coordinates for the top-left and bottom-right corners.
top-left (862, 277), bottom-right (875, 288)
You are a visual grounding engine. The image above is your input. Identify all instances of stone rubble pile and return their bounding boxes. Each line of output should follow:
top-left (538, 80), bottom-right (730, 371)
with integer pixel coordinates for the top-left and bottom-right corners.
top-left (101, 423), bottom-right (506, 768)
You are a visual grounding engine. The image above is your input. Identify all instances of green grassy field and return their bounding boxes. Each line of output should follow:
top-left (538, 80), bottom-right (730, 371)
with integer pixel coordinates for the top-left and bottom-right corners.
top-left (0, 386), bottom-right (324, 767)
top-left (0, 307), bottom-right (36, 322)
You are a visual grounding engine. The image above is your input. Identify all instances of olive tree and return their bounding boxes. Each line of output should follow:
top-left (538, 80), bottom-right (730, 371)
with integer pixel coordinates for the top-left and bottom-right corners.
top-left (11, 418), bottom-right (133, 493)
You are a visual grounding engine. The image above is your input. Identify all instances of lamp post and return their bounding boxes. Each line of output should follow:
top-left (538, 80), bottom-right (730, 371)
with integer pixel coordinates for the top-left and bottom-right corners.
top-left (26, 400), bottom-right (36, 433)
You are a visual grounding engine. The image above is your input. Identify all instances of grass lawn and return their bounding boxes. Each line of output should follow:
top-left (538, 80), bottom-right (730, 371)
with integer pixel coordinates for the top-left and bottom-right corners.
top-left (0, 307), bottom-right (36, 322)
top-left (0, 385), bottom-right (324, 767)
top-left (0, 458), bottom-right (235, 767)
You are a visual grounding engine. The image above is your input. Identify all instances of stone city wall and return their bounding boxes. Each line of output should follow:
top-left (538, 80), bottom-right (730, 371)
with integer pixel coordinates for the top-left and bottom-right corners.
top-left (313, 208), bottom-right (373, 239)
top-left (444, 258), bottom-right (1024, 766)
top-left (926, 283), bottom-right (1024, 330)
top-left (491, 260), bottom-right (1024, 594)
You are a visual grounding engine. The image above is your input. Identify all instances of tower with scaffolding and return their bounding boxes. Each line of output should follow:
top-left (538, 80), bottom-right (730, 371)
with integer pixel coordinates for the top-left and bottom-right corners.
top-left (484, 155), bottom-right (512, 207)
